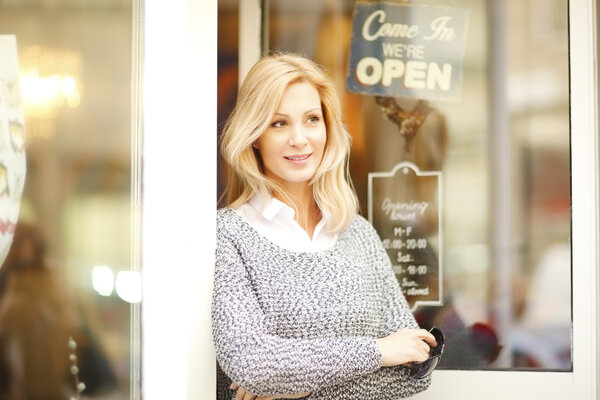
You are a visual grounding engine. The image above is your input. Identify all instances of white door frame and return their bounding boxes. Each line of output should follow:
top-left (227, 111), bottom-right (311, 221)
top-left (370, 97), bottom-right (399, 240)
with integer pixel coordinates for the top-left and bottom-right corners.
top-left (139, 0), bottom-right (598, 398)
top-left (141, 1), bottom-right (217, 399)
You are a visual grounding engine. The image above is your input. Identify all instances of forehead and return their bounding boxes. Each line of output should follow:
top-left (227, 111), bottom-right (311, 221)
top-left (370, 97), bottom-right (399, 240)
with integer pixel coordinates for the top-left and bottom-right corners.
top-left (275, 81), bottom-right (321, 112)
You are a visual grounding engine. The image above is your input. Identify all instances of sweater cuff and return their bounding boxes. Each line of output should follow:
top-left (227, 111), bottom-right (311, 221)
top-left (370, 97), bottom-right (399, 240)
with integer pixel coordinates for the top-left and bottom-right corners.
top-left (371, 337), bottom-right (383, 368)
top-left (358, 337), bottom-right (383, 372)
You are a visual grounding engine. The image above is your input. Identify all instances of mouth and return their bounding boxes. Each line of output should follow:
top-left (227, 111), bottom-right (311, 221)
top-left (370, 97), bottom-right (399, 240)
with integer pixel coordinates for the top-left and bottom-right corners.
top-left (284, 153), bottom-right (311, 161)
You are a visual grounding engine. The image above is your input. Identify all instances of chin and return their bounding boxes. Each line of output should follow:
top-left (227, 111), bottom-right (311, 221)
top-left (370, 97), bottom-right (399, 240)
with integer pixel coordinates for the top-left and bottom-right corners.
top-left (266, 164), bottom-right (320, 187)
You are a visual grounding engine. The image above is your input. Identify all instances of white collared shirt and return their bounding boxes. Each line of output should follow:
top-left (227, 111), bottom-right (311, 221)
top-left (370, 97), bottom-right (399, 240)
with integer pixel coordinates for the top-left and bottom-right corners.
top-left (233, 194), bottom-right (338, 252)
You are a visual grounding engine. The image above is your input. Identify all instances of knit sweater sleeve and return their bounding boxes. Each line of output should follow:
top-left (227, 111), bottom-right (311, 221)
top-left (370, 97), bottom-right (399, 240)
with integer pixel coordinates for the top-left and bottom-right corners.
top-left (211, 230), bottom-right (382, 397)
top-left (370, 217), bottom-right (432, 392)
top-left (368, 223), bottom-right (421, 335)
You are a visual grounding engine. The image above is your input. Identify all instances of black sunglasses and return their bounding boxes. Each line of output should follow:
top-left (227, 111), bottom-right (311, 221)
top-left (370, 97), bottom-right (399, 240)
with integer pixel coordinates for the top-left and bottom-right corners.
top-left (409, 327), bottom-right (445, 379)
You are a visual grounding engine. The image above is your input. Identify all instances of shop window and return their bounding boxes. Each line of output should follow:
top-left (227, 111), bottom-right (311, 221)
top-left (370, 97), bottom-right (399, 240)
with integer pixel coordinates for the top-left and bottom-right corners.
top-left (0, 1), bottom-right (139, 398)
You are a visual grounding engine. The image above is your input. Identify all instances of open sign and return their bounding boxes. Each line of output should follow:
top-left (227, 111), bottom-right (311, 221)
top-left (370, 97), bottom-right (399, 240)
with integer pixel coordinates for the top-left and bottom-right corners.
top-left (347, 2), bottom-right (469, 101)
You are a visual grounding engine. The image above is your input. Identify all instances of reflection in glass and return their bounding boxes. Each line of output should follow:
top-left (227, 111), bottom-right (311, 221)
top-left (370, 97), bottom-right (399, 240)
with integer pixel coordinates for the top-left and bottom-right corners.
top-left (0, 1), bottom-right (137, 398)
top-left (251, 0), bottom-right (571, 371)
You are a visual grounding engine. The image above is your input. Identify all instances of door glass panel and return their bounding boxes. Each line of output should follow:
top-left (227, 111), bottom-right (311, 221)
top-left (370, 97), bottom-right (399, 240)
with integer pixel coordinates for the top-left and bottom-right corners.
top-left (0, 1), bottom-right (139, 398)
top-left (264, 0), bottom-right (571, 371)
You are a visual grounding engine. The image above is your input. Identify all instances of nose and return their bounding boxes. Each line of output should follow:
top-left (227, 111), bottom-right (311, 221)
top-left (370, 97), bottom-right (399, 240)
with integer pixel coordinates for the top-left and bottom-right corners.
top-left (289, 125), bottom-right (308, 147)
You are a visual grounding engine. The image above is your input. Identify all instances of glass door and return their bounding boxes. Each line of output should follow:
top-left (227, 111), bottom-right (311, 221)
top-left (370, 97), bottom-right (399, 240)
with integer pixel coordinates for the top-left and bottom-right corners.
top-left (227, 0), bottom-right (599, 398)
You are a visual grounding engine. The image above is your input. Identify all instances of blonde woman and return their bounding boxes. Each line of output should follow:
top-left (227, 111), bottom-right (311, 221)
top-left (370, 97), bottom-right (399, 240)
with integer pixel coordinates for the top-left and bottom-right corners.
top-left (213, 53), bottom-right (437, 400)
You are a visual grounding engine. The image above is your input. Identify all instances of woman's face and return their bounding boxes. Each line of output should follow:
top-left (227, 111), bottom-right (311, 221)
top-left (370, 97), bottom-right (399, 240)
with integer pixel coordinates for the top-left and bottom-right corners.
top-left (254, 81), bottom-right (326, 192)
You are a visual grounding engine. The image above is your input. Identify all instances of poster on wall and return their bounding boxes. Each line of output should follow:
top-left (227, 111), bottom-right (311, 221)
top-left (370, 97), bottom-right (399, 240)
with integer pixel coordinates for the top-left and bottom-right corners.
top-left (368, 162), bottom-right (442, 310)
top-left (346, 1), bottom-right (470, 101)
top-left (0, 35), bottom-right (27, 267)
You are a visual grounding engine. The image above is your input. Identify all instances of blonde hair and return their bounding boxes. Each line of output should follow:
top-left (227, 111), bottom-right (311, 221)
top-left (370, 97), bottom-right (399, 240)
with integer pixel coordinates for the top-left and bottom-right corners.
top-left (220, 53), bottom-right (358, 232)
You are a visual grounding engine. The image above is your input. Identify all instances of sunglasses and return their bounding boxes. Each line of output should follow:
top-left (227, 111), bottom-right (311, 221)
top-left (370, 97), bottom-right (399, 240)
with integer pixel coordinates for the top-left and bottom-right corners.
top-left (409, 327), bottom-right (445, 379)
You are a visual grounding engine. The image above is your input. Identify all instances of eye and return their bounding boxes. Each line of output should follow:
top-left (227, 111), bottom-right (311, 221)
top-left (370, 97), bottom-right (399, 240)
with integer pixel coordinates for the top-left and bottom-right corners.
top-left (271, 120), bottom-right (287, 128)
top-left (306, 115), bottom-right (320, 124)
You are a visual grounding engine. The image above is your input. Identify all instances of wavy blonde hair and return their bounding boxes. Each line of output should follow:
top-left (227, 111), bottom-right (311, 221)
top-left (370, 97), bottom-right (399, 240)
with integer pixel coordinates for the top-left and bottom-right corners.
top-left (220, 53), bottom-right (358, 233)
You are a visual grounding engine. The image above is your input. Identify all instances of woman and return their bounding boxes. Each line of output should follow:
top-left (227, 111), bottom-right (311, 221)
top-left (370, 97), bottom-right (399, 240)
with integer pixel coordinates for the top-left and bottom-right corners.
top-left (213, 53), bottom-right (436, 400)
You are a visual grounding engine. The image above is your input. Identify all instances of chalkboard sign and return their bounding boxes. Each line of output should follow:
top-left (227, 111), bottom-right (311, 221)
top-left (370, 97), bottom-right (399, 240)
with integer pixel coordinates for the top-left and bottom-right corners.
top-left (368, 162), bottom-right (442, 310)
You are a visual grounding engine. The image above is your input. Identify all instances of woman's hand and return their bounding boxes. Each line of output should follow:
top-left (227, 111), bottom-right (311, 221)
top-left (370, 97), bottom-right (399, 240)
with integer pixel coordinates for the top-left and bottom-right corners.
top-left (231, 382), bottom-right (260, 400)
top-left (230, 382), bottom-right (311, 400)
top-left (375, 328), bottom-right (437, 367)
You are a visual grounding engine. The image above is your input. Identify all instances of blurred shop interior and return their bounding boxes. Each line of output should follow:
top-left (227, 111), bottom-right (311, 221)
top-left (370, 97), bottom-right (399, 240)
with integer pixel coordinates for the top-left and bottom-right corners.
top-left (218, 0), bottom-right (571, 372)
top-left (0, 0), bottom-right (136, 399)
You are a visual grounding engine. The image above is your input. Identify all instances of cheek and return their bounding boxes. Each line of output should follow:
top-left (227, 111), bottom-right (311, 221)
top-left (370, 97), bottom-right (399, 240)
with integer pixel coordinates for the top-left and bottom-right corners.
top-left (316, 128), bottom-right (327, 153)
top-left (256, 134), bottom-right (283, 160)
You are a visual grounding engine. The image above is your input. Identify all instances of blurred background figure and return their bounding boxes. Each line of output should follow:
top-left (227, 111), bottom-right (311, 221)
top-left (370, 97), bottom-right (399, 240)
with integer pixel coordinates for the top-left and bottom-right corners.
top-left (0, 222), bottom-right (117, 400)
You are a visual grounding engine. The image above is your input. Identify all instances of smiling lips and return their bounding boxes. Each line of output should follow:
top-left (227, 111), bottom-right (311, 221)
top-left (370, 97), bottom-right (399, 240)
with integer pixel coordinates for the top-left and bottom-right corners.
top-left (284, 153), bottom-right (311, 162)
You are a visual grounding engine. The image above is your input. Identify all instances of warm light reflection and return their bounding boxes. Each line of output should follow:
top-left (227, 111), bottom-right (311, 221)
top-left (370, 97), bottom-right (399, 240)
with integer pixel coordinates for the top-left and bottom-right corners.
top-left (92, 265), bottom-right (115, 296)
top-left (20, 68), bottom-right (81, 109)
top-left (116, 270), bottom-right (142, 303)
top-left (18, 45), bottom-right (83, 128)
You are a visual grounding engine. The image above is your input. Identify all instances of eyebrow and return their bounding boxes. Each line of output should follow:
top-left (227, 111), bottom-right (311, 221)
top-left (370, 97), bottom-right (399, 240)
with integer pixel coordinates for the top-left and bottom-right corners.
top-left (272, 108), bottom-right (323, 118)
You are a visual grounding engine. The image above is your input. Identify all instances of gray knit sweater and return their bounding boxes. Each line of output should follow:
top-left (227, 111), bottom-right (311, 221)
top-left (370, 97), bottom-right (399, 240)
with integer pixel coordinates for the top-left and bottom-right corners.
top-left (212, 208), bottom-right (431, 399)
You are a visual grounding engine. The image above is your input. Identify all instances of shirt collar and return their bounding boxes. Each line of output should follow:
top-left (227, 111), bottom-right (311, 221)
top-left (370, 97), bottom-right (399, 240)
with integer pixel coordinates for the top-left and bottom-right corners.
top-left (248, 194), bottom-right (295, 222)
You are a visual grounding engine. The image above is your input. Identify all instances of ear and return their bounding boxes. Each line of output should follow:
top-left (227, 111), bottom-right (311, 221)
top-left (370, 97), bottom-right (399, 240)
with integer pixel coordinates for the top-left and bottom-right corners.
top-left (252, 143), bottom-right (259, 149)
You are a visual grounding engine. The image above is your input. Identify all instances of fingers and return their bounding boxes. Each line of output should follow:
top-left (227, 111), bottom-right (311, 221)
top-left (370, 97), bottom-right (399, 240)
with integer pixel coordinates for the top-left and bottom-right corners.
top-left (409, 336), bottom-right (429, 363)
top-left (232, 382), bottom-right (261, 400)
top-left (236, 388), bottom-right (250, 400)
top-left (234, 387), bottom-right (244, 400)
top-left (412, 328), bottom-right (442, 363)
top-left (416, 328), bottom-right (437, 348)
top-left (231, 381), bottom-right (300, 400)
top-left (234, 385), bottom-right (251, 400)
top-left (376, 328), bottom-right (439, 366)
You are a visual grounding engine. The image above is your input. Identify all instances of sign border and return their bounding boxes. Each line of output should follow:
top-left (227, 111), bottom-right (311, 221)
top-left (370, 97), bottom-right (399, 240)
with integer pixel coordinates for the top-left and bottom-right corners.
top-left (368, 161), bottom-right (444, 311)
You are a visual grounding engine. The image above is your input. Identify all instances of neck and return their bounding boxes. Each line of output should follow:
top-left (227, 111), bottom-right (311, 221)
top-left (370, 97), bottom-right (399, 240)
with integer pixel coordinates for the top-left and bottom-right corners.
top-left (273, 184), bottom-right (321, 239)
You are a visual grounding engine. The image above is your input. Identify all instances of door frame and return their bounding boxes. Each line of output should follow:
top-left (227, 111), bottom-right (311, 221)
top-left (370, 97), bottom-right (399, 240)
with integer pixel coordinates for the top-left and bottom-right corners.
top-left (141, 1), bottom-right (217, 399)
